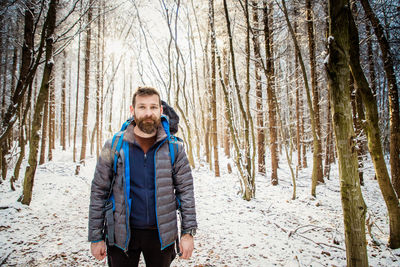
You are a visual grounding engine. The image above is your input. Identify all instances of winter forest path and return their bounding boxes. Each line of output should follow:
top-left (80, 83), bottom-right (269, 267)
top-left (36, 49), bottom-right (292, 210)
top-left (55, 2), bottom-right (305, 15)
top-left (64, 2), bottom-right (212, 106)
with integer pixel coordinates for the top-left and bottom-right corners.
top-left (0, 149), bottom-right (398, 266)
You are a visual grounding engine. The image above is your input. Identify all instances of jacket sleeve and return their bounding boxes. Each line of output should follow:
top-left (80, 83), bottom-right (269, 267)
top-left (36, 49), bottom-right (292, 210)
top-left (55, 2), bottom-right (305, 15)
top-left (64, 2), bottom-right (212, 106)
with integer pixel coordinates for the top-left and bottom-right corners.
top-left (88, 139), bottom-right (114, 242)
top-left (173, 143), bottom-right (198, 232)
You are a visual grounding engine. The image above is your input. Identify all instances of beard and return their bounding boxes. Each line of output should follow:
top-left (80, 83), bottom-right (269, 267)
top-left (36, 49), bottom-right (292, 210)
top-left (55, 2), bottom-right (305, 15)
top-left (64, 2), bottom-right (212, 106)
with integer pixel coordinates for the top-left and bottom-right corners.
top-left (136, 115), bottom-right (161, 134)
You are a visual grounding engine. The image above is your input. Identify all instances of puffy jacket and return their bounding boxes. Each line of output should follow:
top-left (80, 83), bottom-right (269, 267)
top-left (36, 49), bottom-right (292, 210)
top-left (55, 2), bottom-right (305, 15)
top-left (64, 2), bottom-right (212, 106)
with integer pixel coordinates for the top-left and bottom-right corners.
top-left (88, 118), bottom-right (197, 251)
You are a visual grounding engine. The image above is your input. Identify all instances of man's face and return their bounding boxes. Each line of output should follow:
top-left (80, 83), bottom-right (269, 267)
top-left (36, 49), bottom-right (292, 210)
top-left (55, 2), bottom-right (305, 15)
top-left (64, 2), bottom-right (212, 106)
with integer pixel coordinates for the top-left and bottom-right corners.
top-left (131, 94), bottom-right (163, 134)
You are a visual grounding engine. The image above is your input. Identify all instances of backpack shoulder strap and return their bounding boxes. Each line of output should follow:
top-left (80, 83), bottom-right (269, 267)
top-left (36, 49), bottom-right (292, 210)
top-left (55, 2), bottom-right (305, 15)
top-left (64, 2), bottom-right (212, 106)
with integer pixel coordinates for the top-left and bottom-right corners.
top-left (111, 131), bottom-right (125, 175)
top-left (111, 117), bottom-right (133, 174)
top-left (106, 130), bottom-right (125, 204)
top-left (168, 135), bottom-right (180, 167)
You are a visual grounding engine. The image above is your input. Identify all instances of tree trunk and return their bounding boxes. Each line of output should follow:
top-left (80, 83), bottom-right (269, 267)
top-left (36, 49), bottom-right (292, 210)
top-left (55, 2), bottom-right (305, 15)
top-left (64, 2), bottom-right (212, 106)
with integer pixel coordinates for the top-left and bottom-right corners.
top-left (263, 0), bottom-right (278, 185)
top-left (39, 87), bottom-right (49, 165)
top-left (61, 50), bottom-right (66, 150)
top-left (366, 24), bottom-right (376, 95)
top-left (209, 0), bottom-right (220, 177)
top-left (359, 0), bottom-right (400, 199)
top-left (77, 0), bottom-right (92, 174)
top-left (68, 50), bottom-right (72, 148)
top-left (306, 0), bottom-right (323, 184)
top-left (223, 0), bottom-right (254, 199)
top-left (1, 24), bottom-right (10, 120)
top-left (349, 74), bottom-right (365, 185)
top-left (73, 3), bottom-right (82, 163)
top-left (48, 75), bottom-right (55, 160)
top-left (222, 48), bottom-right (230, 158)
top-left (11, 82), bottom-right (33, 190)
top-left (294, 8), bottom-right (302, 169)
top-left (11, 45), bottom-right (18, 97)
top-left (324, 97), bottom-right (334, 179)
top-left (0, 0), bottom-right (46, 147)
top-left (281, 0), bottom-right (320, 196)
top-left (95, 2), bottom-right (101, 158)
top-left (244, 0), bottom-right (257, 185)
top-left (21, 0), bottom-right (58, 206)
top-left (325, 1), bottom-right (368, 265)
top-left (108, 56), bottom-right (115, 136)
top-left (348, 6), bottom-right (400, 249)
top-left (252, 0), bottom-right (265, 174)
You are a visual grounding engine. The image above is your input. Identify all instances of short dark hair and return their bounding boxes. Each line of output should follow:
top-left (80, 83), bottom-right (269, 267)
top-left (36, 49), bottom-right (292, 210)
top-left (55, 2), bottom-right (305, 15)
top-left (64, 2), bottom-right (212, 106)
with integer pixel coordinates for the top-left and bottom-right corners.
top-left (132, 86), bottom-right (161, 107)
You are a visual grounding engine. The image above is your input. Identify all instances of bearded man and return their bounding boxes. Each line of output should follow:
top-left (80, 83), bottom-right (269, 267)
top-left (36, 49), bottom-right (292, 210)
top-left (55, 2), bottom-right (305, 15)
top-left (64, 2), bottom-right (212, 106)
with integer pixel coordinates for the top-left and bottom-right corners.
top-left (88, 86), bottom-right (197, 267)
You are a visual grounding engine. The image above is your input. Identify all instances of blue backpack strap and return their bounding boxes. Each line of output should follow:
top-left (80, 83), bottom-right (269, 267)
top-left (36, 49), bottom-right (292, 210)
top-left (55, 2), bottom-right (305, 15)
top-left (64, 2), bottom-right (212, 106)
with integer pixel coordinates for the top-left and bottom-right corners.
top-left (111, 118), bottom-right (132, 173)
top-left (111, 131), bottom-right (124, 174)
top-left (168, 135), bottom-right (179, 167)
top-left (161, 114), bottom-right (179, 167)
top-left (120, 117), bottom-right (133, 131)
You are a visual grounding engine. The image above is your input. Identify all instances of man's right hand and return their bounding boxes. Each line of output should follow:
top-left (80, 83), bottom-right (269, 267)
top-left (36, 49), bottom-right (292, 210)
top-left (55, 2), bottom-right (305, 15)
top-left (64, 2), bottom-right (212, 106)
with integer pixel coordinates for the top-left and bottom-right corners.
top-left (91, 241), bottom-right (107, 261)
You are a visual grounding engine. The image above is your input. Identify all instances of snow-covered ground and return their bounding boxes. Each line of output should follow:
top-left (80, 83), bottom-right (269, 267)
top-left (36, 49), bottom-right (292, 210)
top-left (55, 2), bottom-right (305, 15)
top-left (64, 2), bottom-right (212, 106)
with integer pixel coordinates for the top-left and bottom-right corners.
top-left (0, 148), bottom-right (399, 266)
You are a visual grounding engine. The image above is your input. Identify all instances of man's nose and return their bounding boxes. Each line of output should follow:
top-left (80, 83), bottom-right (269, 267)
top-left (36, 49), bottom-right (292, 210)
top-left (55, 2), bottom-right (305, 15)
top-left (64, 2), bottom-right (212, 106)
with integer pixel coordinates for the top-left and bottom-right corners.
top-left (144, 107), bottom-right (153, 116)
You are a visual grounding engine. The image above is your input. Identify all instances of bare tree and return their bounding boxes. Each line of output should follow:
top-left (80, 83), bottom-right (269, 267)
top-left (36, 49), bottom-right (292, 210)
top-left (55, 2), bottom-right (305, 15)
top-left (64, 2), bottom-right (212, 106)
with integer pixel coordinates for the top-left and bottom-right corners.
top-left (348, 3), bottom-right (400, 249)
top-left (281, 0), bottom-right (321, 197)
top-left (359, 0), bottom-right (400, 199)
top-left (251, 1), bottom-right (265, 174)
top-left (306, 0), bottom-right (323, 184)
top-left (60, 50), bottom-right (67, 150)
top-left (76, 0), bottom-right (93, 175)
top-left (263, 0), bottom-right (279, 185)
top-left (209, 0), bottom-right (220, 177)
top-left (325, 1), bottom-right (368, 265)
top-left (21, 0), bottom-right (58, 205)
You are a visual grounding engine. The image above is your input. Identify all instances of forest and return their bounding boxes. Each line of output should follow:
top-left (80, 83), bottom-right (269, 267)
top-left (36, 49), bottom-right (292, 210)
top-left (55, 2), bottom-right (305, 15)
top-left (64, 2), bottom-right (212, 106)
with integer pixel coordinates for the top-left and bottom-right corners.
top-left (0, 0), bottom-right (399, 266)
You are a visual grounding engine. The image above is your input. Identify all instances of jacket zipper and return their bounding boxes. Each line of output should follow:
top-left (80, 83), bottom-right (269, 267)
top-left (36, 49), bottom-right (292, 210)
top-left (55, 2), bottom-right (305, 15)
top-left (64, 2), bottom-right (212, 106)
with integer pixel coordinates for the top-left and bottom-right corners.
top-left (122, 142), bottom-right (131, 254)
top-left (144, 153), bottom-right (149, 225)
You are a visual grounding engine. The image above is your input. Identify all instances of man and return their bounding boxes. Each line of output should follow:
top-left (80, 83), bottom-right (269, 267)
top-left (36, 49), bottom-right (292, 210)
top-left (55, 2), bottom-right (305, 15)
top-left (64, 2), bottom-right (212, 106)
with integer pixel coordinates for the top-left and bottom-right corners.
top-left (88, 87), bottom-right (197, 266)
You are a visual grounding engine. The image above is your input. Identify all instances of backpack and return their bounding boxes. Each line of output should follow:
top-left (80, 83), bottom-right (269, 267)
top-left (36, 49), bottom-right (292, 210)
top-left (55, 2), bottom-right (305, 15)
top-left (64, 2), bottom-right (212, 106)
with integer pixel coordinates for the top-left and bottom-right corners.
top-left (104, 104), bottom-right (180, 246)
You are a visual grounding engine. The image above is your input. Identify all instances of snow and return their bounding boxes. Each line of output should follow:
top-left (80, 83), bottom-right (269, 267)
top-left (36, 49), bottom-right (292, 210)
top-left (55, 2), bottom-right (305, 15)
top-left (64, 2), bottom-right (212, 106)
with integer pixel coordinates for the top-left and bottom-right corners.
top-left (0, 148), bottom-right (399, 266)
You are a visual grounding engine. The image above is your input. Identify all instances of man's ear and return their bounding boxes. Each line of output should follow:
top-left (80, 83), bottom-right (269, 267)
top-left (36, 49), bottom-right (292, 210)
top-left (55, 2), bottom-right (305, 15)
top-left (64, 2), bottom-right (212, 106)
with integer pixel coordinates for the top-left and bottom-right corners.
top-left (130, 105), bottom-right (134, 117)
top-left (160, 104), bottom-right (163, 115)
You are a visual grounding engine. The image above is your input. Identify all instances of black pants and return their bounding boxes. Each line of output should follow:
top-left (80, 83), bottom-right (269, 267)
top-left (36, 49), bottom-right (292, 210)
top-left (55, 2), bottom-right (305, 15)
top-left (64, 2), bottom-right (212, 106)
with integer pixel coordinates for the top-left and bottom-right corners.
top-left (107, 229), bottom-right (176, 267)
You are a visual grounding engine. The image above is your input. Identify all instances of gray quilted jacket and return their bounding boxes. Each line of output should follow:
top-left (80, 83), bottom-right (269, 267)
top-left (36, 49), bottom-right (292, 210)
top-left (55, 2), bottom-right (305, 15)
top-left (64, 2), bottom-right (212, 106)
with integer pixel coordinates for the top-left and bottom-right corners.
top-left (88, 121), bottom-right (197, 251)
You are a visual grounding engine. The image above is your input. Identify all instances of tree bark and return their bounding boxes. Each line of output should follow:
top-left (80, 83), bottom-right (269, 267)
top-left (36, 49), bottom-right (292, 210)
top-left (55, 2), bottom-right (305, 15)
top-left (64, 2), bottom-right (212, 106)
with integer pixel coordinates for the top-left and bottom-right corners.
top-left (348, 6), bottom-right (400, 249)
top-left (0, 0), bottom-right (46, 147)
top-left (76, 0), bottom-right (93, 174)
top-left (48, 75), bottom-right (55, 160)
top-left (209, 0), bottom-right (220, 177)
top-left (11, 82), bottom-right (33, 190)
top-left (21, 0), bottom-right (58, 206)
top-left (306, 0), bottom-right (323, 184)
top-left (223, 0), bottom-right (254, 199)
top-left (95, 2), bottom-right (101, 158)
top-left (222, 48), bottom-right (230, 158)
top-left (359, 0), bottom-right (400, 198)
top-left (263, 0), bottom-right (278, 185)
top-left (294, 7), bottom-right (302, 170)
top-left (39, 86), bottom-right (49, 165)
top-left (73, 1), bottom-right (82, 163)
top-left (349, 74), bottom-right (365, 185)
top-left (281, 0), bottom-right (320, 196)
top-left (366, 24), bottom-right (376, 95)
top-left (61, 50), bottom-right (66, 150)
top-left (252, 0), bottom-right (265, 174)
top-left (326, 1), bottom-right (368, 265)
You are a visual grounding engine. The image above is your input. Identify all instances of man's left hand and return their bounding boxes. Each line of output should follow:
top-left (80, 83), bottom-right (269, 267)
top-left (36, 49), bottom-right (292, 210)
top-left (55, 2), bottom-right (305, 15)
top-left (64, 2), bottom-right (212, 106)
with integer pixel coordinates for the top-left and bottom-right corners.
top-left (179, 234), bottom-right (194, 259)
